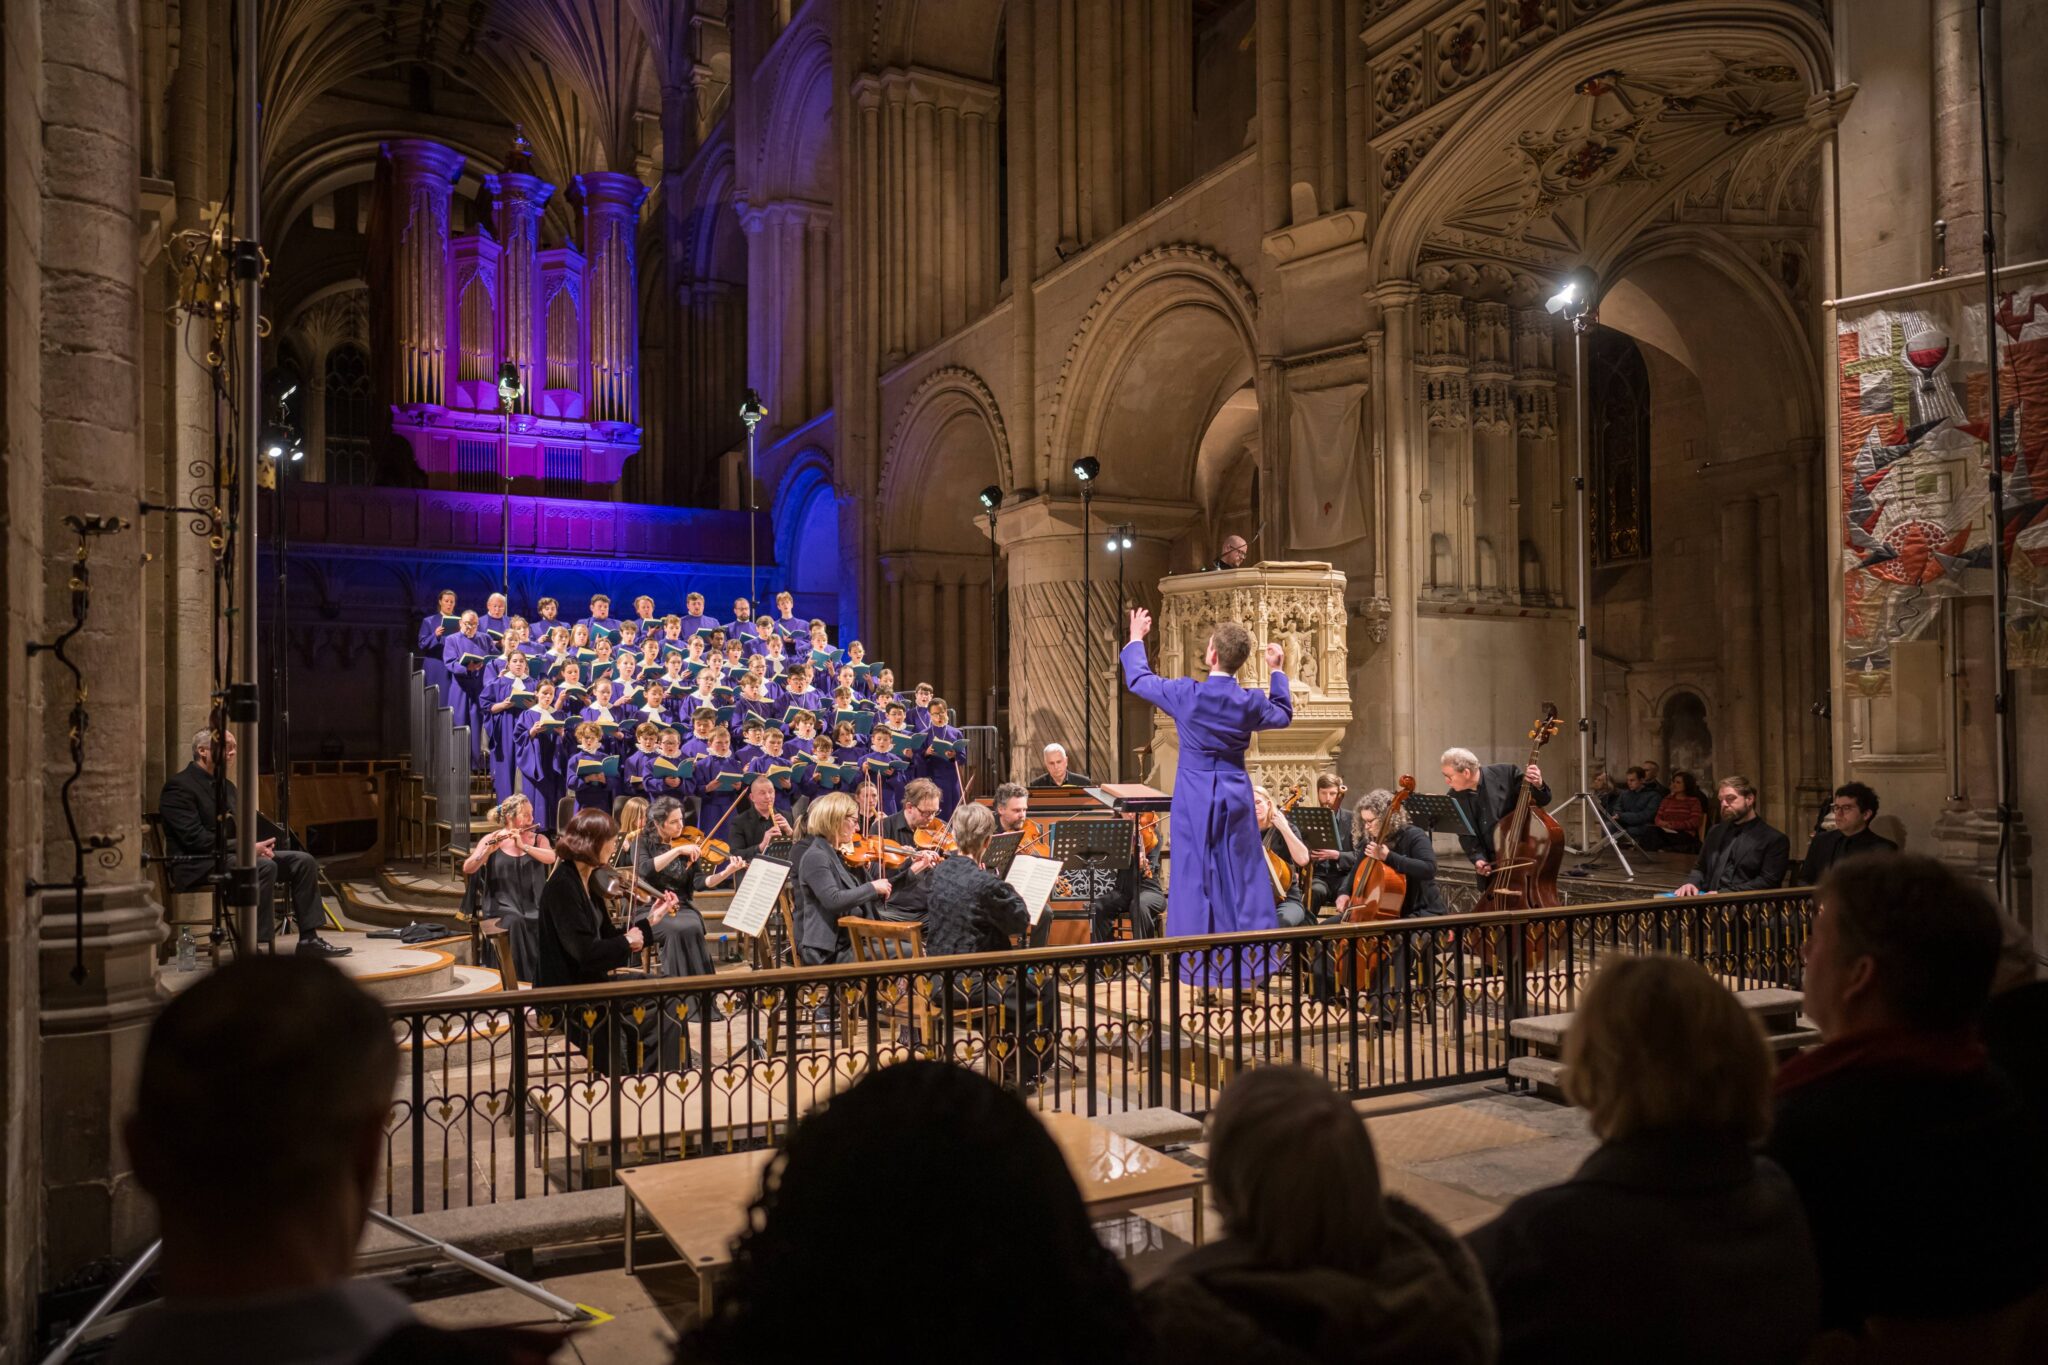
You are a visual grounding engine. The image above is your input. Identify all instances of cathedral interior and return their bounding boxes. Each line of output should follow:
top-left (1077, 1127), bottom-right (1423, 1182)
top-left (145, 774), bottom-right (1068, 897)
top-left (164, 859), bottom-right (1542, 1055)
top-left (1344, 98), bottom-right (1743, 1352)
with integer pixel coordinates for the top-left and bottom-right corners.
top-left (0, 0), bottom-right (2043, 1355)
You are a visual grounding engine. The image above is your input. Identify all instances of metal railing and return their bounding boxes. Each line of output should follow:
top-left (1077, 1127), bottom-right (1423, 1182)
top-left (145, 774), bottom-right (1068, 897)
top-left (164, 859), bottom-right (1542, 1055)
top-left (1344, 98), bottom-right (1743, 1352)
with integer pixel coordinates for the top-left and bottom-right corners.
top-left (379, 887), bottom-right (1813, 1215)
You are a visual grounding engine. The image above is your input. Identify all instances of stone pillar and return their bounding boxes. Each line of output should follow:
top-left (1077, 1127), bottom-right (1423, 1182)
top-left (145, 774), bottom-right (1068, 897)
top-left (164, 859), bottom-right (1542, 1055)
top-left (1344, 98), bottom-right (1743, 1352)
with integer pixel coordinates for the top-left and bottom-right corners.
top-left (380, 139), bottom-right (465, 409)
top-left (1152, 562), bottom-right (1354, 797)
top-left (1717, 496), bottom-right (1762, 786)
top-left (1758, 492), bottom-right (1790, 820)
top-left (1374, 282), bottom-right (1421, 781)
top-left (571, 171), bottom-right (650, 428)
top-left (37, 0), bottom-right (166, 1283)
top-left (1932, 0), bottom-right (2001, 272)
top-left (993, 495), bottom-right (1198, 782)
top-left (486, 168), bottom-right (555, 417)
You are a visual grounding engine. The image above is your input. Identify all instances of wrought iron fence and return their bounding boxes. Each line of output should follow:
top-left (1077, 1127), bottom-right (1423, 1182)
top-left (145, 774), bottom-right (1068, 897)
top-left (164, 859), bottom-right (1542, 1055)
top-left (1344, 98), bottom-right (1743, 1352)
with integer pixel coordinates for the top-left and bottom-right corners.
top-left (380, 888), bottom-right (1813, 1215)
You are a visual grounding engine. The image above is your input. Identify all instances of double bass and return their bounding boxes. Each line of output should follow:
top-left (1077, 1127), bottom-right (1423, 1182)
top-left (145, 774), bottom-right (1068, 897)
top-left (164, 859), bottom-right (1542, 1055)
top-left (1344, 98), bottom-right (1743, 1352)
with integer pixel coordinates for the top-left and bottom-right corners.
top-left (1338, 775), bottom-right (1415, 989)
top-left (1476, 705), bottom-right (1565, 959)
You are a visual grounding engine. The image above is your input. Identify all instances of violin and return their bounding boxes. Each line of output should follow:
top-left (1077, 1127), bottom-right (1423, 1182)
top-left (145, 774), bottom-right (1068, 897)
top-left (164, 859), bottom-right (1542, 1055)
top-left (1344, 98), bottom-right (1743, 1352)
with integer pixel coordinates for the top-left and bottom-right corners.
top-left (1136, 812), bottom-right (1161, 854)
top-left (839, 835), bottom-right (915, 870)
top-left (1339, 775), bottom-right (1415, 989)
top-left (911, 823), bottom-right (958, 856)
top-left (1017, 818), bottom-right (1053, 858)
top-left (675, 825), bottom-right (730, 865)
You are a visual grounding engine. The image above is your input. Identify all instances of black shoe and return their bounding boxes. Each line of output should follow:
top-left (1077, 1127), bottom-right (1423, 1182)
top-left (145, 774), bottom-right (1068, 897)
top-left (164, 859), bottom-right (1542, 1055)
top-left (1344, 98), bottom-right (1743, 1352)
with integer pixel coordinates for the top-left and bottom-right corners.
top-left (296, 935), bottom-right (353, 958)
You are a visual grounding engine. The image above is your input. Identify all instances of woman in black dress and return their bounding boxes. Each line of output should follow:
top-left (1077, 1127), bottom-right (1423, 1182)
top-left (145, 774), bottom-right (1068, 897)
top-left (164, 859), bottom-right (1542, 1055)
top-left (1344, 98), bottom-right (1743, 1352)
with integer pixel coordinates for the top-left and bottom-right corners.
top-left (536, 807), bottom-right (685, 1073)
top-left (629, 795), bottom-right (748, 977)
top-left (460, 795), bottom-right (556, 980)
top-left (791, 792), bottom-right (892, 965)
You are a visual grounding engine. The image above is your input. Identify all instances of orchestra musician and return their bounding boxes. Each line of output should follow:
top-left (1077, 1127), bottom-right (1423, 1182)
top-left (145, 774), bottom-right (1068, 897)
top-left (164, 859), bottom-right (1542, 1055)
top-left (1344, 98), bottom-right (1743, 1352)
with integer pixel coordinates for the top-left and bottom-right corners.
top-left (1439, 746), bottom-right (1550, 881)
top-left (792, 792), bottom-right (893, 965)
top-left (1122, 608), bottom-right (1293, 988)
top-left (460, 795), bottom-right (554, 982)
top-left (1337, 787), bottom-right (1445, 1026)
top-left (992, 781), bottom-right (1031, 836)
top-left (1306, 773), bottom-right (1356, 911)
top-left (630, 796), bottom-right (741, 977)
top-left (1253, 787), bottom-right (1313, 927)
top-left (1088, 809), bottom-right (1164, 942)
top-left (1029, 743), bottom-right (1092, 789)
top-left (730, 775), bottom-right (795, 860)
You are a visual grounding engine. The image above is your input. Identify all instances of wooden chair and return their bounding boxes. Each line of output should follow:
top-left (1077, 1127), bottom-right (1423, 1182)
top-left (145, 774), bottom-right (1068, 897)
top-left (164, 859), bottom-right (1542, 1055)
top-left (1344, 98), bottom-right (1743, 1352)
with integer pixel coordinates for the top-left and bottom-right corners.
top-left (482, 919), bottom-right (521, 991)
top-left (845, 917), bottom-right (938, 1044)
top-left (141, 811), bottom-right (221, 944)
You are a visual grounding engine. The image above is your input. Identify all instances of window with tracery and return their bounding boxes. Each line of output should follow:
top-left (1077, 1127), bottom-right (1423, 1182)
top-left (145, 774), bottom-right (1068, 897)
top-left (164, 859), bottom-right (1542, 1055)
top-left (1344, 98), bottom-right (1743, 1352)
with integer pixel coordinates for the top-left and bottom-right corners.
top-left (1589, 328), bottom-right (1651, 567)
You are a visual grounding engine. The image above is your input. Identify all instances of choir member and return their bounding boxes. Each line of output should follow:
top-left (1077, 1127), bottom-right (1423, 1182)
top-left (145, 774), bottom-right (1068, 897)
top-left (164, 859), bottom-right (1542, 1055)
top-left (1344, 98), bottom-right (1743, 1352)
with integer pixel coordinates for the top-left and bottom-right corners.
top-left (481, 592), bottom-right (511, 645)
top-left (484, 651), bottom-right (535, 804)
top-left (579, 593), bottom-right (620, 641)
top-left (907, 682), bottom-right (937, 733)
top-left (862, 727), bottom-right (906, 814)
top-left (440, 611), bottom-right (492, 771)
top-left (677, 592), bottom-right (716, 637)
top-left (622, 721), bottom-right (664, 793)
top-left (568, 721), bottom-right (619, 812)
top-left (915, 697), bottom-right (965, 816)
top-left (629, 594), bottom-right (661, 636)
top-left (643, 726), bottom-right (693, 801)
top-left (533, 596), bottom-right (562, 636)
top-left (418, 588), bottom-right (458, 694)
top-left (693, 727), bottom-right (746, 836)
top-left (683, 706), bottom-right (719, 757)
top-left (772, 590), bottom-right (801, 634)
top-left (515, 681), bottom-right (569, 832)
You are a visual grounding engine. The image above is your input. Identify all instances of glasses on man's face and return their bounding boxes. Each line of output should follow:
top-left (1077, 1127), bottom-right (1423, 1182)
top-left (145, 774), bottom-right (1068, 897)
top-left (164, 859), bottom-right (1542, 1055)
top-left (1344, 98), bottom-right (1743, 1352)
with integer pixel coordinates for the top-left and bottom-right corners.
top-left (1831, 801), bottom-right (1860, 814)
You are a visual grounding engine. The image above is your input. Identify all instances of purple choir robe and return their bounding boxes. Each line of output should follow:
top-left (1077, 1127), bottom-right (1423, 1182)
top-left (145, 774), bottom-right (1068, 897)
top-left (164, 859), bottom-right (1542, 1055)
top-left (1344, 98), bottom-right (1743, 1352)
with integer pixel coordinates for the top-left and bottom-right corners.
top-left (914, 724), bottom-right (964, 815)
top-left (482, 674), bottom-right (530, 803)
top-left (514, 710), bottom-right (568, 831)
top-left (675, 613), bottom-right (717, 637)
top-left (861, 754), bottom-right (906, 814)
top-left (417, 614), bottom-right (452, 695)
top-left (480, 613), bottom-right (512, 646)
top-left (692, 755), bottom-right (746, 836)
top-left (566, 745), bottom-right (617, 812)
top-left (1121, 640), bottom-right (1293, 986)
top-left (440, 632), bottom-right (492, 769)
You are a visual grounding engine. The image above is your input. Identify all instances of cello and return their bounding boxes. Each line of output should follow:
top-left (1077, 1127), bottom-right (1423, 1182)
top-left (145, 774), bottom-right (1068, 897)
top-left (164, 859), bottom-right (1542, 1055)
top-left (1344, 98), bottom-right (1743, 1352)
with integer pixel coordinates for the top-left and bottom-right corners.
top-left (1337, 775), bottom-right (1415, 989)
top-left (1476, 704), bottom-right (1565, 961)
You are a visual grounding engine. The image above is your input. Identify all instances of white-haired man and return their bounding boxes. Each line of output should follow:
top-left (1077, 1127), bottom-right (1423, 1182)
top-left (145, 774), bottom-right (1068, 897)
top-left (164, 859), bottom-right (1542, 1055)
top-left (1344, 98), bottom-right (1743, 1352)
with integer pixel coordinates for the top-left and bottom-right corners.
top-left (1028, 742), bottom-right (1092, 790)
top-left (1440, 746), bottom-right (1549, 884)
top-left (158, 728), bottom-right (349, 956)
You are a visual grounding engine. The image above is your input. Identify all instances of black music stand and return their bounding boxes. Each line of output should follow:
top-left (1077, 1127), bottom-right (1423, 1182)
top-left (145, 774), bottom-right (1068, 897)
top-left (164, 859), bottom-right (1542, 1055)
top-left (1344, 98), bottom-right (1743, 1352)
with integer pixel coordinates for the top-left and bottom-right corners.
top-left (983, 831), bottom-right (1025, 879)
top-left (1286, 806), bottom-right (1340, 852)
top-left (1028, 819), bottom-right (1134, 947)
top-left (1402, 793), bottom-right (1462, 835)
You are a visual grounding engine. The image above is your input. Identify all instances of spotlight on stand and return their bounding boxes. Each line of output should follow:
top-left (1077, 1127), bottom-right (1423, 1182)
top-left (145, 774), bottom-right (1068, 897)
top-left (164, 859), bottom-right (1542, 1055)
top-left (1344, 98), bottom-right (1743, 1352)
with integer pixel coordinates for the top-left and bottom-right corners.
top-left (978, 485), bottom-right (1003, 512)
top-left (739, 388), bottom-right (768, 602)
top-left (739, 389), bottom-right (768, 430)
top-left (1072, 455), bottom-right (1100, 483)
top-left (497, 360), bottom-right (523, 412)
top-left (1546, 269), bottom-right (1597, 321)
top-left (262, 423), bottom-right (301, 462)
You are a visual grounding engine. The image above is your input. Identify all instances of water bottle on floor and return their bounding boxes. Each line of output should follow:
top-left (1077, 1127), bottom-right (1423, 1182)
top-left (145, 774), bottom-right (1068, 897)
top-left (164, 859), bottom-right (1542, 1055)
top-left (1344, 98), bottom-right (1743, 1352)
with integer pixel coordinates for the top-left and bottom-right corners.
top-left (176, 929), bottom-right (197, 972)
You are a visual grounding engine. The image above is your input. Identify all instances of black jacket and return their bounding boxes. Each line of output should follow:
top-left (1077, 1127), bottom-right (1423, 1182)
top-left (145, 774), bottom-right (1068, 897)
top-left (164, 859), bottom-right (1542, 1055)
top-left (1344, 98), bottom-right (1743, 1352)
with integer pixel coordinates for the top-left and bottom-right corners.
top-left (792, 836), bottom-right (884, 959)
top-left (1450, 763), bottom-right (1552, 866)
top-left (1027, 771), bottom-right (1092, 789)
top-left (534, 861), bottom-right (647, 987)
top-left (1377, 824), bottom-right (1447, 916)
top-left (158, 761), bottom-right (277, 891)
top-left (1683, 817), bottom-right (1790, 892)
top-left (886, 855), bottom-right (1029, 957)
top-left (1795, 826), bottom-right (1896, 884)
top-left (1468, 1130), bottom-right (1819, 1365)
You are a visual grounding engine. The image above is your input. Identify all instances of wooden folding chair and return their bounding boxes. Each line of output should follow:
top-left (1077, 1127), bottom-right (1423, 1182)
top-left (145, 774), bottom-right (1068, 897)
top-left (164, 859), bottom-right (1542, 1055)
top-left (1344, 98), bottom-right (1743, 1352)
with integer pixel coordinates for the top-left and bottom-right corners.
top-left (845, 917), bottom-right (937, 1045)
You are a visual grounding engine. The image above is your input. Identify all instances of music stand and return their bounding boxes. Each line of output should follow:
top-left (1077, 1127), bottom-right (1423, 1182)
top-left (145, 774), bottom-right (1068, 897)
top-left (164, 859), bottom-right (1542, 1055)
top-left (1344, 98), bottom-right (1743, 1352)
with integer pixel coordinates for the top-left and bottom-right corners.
top-left (1286, 806), bottom-right (1340, 852)
top-left (983, 830), bottom-right (1025, 879)
top-left (1046, 819), bottom-right (1136, 934)
top-left (761, 838), bottom-right (796, 865)
top-left (1401, 793), bottom-right (1461, 835)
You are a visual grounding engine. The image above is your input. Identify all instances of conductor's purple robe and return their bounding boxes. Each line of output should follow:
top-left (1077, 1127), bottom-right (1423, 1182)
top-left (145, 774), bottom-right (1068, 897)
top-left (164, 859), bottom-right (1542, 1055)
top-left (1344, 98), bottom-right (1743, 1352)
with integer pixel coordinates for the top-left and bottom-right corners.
top-left (1120, 640), bottom-right (1292, 985)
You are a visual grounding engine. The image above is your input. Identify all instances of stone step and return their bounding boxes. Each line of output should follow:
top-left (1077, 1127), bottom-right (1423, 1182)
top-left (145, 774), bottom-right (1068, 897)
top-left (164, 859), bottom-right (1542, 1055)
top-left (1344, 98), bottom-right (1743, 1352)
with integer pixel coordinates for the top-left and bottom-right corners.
top-left (378, 865), bottom-right (467, 908)
top-left (349, 945), bottom-right (459, 1002)
top-left (339, 879), bottom-right (466, 933)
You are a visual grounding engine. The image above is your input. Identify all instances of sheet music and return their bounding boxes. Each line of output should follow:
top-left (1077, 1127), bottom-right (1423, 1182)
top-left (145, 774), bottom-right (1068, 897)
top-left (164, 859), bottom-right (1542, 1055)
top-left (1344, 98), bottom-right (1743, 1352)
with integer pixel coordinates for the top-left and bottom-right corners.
top-left (721, 858), bottom-right (789, 937)
top-left (1004, 854), bottom-right (1065, 927)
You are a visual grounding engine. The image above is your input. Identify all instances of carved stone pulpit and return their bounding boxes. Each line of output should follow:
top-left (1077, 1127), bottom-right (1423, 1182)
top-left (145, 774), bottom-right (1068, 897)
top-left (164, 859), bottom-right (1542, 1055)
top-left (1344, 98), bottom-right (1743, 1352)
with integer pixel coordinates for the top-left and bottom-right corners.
top-left (1146, 562), bottom-right (1353, 798)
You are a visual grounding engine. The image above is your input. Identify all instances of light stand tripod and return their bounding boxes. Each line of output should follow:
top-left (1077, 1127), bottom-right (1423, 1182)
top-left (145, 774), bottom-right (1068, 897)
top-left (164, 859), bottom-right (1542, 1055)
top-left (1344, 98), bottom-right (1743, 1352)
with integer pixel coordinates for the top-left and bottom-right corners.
top-left (1543, 273), bottom-right (1635, 879)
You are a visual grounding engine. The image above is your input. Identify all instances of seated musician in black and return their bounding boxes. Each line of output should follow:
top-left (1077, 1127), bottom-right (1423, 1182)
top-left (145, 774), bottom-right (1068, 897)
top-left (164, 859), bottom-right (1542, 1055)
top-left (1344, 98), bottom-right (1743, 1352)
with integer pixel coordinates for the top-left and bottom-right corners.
top-left (627, 796), bottom-right (744, 977)
top-left (1253, 787), bottom-right (1312, 927)
top-left (1305, 773), bottom-right (1357, 912)
top-left (729, 775), bottom-right (796, 874)
top-left (1088, 811), bottom-right (1164, 942)
top-left (1439, 746), bottom-right (1550, 883)
top-left (1796, 782), bottom-right (1897, 884)
top-left (1337, 788), bottom-right (1447, 1024)
top-left (158, 727), bottom-right (349, 956)
top-left (881, 778), bottom-right (945, 846)
top-left (1028, 743), bottom-right (1091, 789)
top-left (793, 792), bottom-right (893, 965)
top-left (1673, 775), bottom-right (1790, 896)
top-left (900, 803), bottom-right (1056, 1090)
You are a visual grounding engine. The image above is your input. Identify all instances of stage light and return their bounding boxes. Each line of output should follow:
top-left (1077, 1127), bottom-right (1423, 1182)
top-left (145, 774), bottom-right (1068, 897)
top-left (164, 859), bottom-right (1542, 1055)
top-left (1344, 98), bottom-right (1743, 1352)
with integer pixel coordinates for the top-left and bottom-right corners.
top-left (978, 485), bottom-right (1003, 512)
top-left (1106, 536), bottom-right (1119, 552)
top-left (739, 389), bottom-right (768, 430)
top-left (1121, 532), bottom-right (1133, 550)
top-left (277, 382), bottom-right (298, 402)
top-left (1072, 455), bottom-right (1099, 483)
top-left (262, 422), bottom-right (291, 460)
top-left (1546, 269), bottom-right (1596, 318)
top-left (497, 361), bottom-right (523, 409)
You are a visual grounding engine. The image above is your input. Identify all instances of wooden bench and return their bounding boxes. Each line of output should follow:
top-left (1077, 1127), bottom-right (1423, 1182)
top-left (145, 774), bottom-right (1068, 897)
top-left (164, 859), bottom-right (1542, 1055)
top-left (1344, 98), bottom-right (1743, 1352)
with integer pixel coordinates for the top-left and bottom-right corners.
top-left (1507, 987), bottom-right (1818, 1098)
top-left (619, 1109), bottom-right (1205, 1314)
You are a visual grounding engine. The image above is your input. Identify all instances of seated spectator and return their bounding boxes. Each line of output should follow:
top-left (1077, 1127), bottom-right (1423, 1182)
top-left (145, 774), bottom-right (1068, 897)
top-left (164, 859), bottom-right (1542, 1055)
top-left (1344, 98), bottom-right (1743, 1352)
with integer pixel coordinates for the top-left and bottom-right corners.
top-left (1767, 854), bottom-right (2048, 1331)
top-left (115, 958), bottom-right (563, 1364)
top-left (1639, 760), bottom-right (1668, 797)
top-left (1611, 766), bottom-right (1663, 844)
top-left (1644, 770), bottom-right (1706, 853)
top-left (1795, 781), bottom-right (1897, 883)
top-left (1468, 954), bottom-right (1819, 1364)
top-left (1591, 771), bottom-right (1618, 811)
top-left (675, 1062), bottom-right (1144, 1364)
top-left (1143, 1066), bottom-right (1494, 1365)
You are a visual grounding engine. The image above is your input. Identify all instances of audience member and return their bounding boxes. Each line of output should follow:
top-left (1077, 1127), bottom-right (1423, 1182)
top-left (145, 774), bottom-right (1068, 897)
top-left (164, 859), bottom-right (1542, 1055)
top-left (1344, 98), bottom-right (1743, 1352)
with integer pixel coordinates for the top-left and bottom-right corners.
top-left (1766, 855), bottom-right (2048, 1330)
top-left (1639, 760), bottom-right (1667, 797)
top-left (1611, 767), bottom-right (1663, 845)
top-left (1645, 771), bottom-right (1706, 853)
top-left (674, 1062), bottom-right (1144, 1364)
top-left (116, 958), bottom-right (564, 1364)
top-left (1468, 954), bottom-right (1819, 1364)
top-left (1671, 775), bottom-right (1788, 895)
top-left (1795, 781), bottom-right (1897, 883)
top-left (1143, 1066), bottom-right (1494, 1365)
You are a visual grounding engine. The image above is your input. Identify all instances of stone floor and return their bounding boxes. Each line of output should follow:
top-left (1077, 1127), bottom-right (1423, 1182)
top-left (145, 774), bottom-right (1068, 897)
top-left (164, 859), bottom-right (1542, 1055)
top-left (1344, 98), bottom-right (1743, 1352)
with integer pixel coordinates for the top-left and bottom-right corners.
top-left (393, 1082), bottom-right (1593, 1363)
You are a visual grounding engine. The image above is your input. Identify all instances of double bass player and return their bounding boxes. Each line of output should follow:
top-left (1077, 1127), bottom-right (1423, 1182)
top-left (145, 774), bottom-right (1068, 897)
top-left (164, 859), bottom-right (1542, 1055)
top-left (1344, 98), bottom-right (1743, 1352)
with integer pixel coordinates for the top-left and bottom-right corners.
top-left (1440, 746), bottom-right (1550, 883)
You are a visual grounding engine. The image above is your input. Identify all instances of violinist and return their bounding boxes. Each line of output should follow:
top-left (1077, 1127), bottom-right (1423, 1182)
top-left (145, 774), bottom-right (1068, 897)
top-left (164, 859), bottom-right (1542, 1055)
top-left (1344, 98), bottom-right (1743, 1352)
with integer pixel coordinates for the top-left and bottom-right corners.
top-left (629, 796), bottom-right (741, 977)
top-left (1440, 746), bottom-right (1549, 880)
top-left (993, 782), bottom-right (1031, 837)
top-left (1253, 787), bottom-right (1313, 927)
top-left (881, 778), bottom-right (944, 846)
top-left (1335, 788), bottom-right (1444, 1026)
top-left (793, 792), bottom-right (893, 965)
top-left (1306, 773), bottom-right (1357, 910)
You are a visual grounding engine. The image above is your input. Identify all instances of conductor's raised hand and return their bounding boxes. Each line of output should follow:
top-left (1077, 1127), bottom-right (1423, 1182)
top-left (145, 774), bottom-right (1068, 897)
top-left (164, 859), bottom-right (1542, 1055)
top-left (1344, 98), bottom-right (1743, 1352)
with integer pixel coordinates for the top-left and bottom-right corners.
top-left (1128, 608), bottom-right (1153, 644)
top-left (1264, 641), bottom-right (1285, 671)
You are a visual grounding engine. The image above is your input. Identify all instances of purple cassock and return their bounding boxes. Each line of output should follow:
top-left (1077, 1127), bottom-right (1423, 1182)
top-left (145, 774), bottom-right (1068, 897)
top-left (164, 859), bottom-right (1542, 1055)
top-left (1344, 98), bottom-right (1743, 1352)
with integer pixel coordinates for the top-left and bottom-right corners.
top-left (441, 631), bottom-right (493, 770)
top-left (1120, 640), bottom-right (1292, 986)
top-left (514, 709), bottom-right (568, 832)
top-left (417, 615), bottom-right (452, 695)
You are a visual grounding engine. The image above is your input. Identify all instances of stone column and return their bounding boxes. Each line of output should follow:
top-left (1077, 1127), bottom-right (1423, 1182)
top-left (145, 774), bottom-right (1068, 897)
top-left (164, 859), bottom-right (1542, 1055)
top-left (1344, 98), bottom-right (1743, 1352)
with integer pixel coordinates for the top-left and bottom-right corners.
top-left (1932, 0), bottom-right (2001, 272)
top-left (571, 171), bottom-right (650, 427)
top-left (1717, 496), bottom-right (1762, 785)
top-left (486, 169), bottom-right (555, 416)
top-left (1758, 492), bottom-right (1789, 819)
top-left (1373, 282), bottom-right (1420, 780)
top-left (380, 139), bottom-right (465, 409)
top-left (38, 0), bottom-right (166, 1283)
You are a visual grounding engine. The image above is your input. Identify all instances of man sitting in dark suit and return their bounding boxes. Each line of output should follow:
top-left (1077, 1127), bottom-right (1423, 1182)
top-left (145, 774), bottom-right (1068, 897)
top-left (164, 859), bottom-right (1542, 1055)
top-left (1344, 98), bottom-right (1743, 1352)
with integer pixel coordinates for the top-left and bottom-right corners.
top-left (1439, 745), bottom-right (1551, 882)
top-left (1026, 743), bottom-right (1091, 789)
top-left (158, 728), bottom-right (348, 956)
top-left (1672, 774), bottom-right (1789, 896)
top-left (1797, 781), bottom-right (1897, 883)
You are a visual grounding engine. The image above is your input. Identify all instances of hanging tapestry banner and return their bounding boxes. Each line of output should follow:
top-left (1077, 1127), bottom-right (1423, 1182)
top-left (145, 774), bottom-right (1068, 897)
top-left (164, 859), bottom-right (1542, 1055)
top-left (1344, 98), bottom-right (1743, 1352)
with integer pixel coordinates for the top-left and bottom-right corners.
top-left (1834, 269), bottom-right (2048, 689)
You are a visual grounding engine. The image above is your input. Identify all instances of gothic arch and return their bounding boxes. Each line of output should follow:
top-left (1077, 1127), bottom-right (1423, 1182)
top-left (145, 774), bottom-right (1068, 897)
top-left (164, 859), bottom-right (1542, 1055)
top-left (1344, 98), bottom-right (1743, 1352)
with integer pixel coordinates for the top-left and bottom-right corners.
top-left (880, 366), bottom-right (1009, 553)
top-left (1042, 243), bottom-right (1259, 497)
top-left (773, 450), bottom-right (843, 600)
top-left (753, 26), bottom-right (835, 205)
top-left (1373, 1), bottom-right (1832, 282)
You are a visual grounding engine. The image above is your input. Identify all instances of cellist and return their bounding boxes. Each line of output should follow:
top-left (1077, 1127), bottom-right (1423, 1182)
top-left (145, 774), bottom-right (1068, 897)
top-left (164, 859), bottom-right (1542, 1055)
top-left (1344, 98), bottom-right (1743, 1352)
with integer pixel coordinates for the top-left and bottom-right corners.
top-left (1439, 746), bottom-right (1549, 883)
top-left (1336, 787), bottom-right (1445, 1025)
